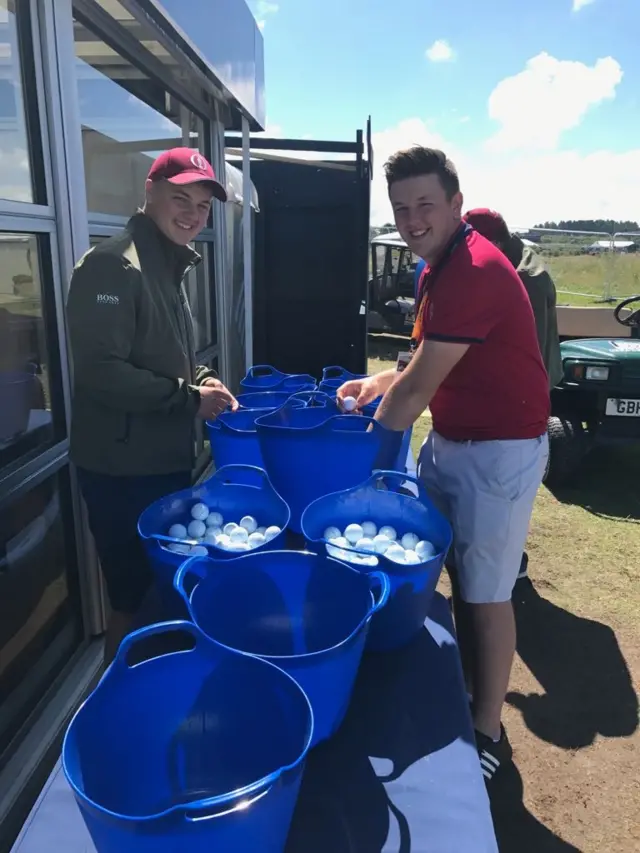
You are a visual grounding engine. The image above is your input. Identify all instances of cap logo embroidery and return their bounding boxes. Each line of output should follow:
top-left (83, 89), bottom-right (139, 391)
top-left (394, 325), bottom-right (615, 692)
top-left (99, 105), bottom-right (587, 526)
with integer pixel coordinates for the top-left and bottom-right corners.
top-left (190, 153), bottom-right (207, 171)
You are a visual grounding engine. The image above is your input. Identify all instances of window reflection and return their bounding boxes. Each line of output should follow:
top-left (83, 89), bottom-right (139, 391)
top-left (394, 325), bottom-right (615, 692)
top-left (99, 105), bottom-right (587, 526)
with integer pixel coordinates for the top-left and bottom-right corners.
top-left (73, 15), bottom-right (205, 217)
top-left (0, 1), bottom-right (35, 203)
top-left (0, 471), bottom-right (82, 759)
top-left (0, 233), bottom-right (61, 474)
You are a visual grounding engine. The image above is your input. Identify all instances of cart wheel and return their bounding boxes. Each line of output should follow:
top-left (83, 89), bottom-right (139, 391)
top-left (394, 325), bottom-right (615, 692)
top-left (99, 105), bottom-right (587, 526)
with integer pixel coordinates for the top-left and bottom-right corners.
top-left (544, 416), bottom-right (586, 487)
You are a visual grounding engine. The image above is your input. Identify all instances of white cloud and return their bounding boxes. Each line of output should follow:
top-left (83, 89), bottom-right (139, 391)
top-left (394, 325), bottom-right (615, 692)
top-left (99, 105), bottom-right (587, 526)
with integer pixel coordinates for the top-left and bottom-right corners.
top-left (425, 39), bottom-right (455, 63)
top-left (250, 0), bottom-right (279, 29)
top-left (369, 118), bottom-right (640, 229)
top-left (573, 0), bottom-right (595, 11)
top-left (487, 52), bottom-right (623, 152)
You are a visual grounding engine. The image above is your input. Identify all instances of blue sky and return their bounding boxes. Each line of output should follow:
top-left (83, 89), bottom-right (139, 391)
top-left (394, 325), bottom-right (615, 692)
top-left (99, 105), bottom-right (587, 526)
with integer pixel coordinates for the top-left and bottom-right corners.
top-left (249, 0), bottom-right (640, 226)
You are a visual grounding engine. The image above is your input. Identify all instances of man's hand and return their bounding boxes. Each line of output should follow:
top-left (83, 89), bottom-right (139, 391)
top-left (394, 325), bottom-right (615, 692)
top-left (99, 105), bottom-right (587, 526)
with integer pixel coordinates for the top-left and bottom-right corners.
top-left (336, 371), bottom-right (395, 412)
top-left (197, 380), bottom-right (238, 420)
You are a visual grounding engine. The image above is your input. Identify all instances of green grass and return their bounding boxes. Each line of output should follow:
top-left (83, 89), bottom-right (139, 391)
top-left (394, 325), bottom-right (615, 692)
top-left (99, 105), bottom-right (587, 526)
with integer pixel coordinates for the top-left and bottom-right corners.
top-left (545, 253), bottom-right (640, 306)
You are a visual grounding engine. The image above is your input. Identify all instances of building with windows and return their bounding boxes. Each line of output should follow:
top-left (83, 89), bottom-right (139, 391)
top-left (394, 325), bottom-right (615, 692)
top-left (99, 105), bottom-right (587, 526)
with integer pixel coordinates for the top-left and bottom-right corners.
top-left (0, 1), bottom-right (263, 845)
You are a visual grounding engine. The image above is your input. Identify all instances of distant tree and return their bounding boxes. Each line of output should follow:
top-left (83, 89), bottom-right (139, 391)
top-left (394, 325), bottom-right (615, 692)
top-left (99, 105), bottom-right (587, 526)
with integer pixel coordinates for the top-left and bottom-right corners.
top-left (533, 219), bottom-right (639, 234)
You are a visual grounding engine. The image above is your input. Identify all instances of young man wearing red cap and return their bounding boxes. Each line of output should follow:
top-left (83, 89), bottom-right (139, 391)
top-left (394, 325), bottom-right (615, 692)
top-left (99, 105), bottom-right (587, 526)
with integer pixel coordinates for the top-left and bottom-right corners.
top-left (67, 148), bottom-right (237, 662)
top-left (338, 147), bottom-right (550, 782)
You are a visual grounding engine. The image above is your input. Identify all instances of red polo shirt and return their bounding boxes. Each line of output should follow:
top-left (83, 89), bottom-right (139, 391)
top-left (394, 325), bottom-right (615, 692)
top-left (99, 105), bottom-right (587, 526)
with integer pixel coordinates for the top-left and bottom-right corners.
top-left (419, 229), bottom-right (550, 441)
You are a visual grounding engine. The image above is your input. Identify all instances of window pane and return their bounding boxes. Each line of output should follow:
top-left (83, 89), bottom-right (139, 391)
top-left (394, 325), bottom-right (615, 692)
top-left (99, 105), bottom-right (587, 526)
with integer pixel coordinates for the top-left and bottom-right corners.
top-left (0, 233), bottom-right (64, 476)
top-left (0, 469), bottom-right (83, 761)
top-left (73, 16), bottom-right (206, 217)
top-left (0, 1), bottom-right (35, 203)
top-left (185, 242), bottom-right (216, 352)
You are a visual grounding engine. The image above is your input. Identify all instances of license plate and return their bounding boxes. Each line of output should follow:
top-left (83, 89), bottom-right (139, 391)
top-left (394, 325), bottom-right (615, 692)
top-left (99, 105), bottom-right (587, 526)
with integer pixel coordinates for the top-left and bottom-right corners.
top-left (605, 398), bottom-right (640, 417)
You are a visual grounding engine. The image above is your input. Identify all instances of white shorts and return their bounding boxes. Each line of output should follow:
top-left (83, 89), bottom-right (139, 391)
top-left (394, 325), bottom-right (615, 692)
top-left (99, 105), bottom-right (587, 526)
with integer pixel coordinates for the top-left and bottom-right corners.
top-left (417, 431), bottom-right (548, 604)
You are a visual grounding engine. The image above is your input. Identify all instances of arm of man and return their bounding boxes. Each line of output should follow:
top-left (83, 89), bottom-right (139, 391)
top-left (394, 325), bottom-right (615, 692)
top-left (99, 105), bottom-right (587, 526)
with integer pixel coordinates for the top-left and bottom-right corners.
top-left (67, 251), bottom-right (200, 415)
top-left (374, 340), bottom-right (469, 431)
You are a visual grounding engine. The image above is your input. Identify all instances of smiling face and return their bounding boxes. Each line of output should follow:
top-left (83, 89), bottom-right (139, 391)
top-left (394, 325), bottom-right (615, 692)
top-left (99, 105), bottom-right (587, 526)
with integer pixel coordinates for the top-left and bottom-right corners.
top-left (389, 173), bottom-right (463, 265)
top-left (144, 179), bottom-right (214, 246)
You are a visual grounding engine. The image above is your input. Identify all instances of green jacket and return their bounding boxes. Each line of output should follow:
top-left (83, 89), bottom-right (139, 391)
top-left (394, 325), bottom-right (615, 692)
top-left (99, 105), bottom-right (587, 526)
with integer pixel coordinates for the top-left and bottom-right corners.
top-left (67, 213), bottom-right (215, 476)
top-left (506, 235), bottom-right (563, 389)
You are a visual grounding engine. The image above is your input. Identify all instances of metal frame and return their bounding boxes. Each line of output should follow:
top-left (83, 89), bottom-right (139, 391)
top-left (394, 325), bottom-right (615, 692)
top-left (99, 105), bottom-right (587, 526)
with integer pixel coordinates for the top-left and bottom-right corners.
top-left (242, 116), bottom-right (253, 370)
top-left (210, 111), bottom-right (231, 386)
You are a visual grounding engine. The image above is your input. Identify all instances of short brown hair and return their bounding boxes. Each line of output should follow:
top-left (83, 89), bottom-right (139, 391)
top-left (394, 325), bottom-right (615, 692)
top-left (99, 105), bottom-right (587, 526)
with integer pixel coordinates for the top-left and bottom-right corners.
top-left (384, 146), bottom-right (460, 199)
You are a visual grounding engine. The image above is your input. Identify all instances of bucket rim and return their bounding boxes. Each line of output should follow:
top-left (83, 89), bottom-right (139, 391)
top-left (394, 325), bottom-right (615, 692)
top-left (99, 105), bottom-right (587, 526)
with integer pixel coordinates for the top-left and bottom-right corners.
top-left (175, 552), bottom-right (389, 661)
top-left (62, 620), bottom-right (314, 823)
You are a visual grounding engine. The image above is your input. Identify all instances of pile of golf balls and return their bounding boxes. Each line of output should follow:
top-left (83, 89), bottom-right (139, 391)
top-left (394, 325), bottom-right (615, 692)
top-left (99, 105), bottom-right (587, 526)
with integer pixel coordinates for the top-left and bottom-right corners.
top-left (323, 521), bottom-right (436, 566)
top-left (165, 503), bottom-right (281, 555)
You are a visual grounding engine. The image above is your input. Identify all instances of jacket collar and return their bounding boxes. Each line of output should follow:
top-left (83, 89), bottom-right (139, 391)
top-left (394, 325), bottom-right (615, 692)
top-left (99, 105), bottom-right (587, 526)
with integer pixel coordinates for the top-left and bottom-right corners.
top-left (127, 212), bottom-right (201, 283)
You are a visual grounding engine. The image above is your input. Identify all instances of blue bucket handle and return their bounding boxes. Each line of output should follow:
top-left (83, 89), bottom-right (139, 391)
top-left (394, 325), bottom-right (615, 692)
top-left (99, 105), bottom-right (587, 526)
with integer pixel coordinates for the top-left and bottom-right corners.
top-left (322, 365), bottom-right (349, 381)
top-left (207, 464), bottom-right (274, 491)
top-left (319, 414), bottom-right (381, 435)
top-left (111, 620), bottom-right (210, 673)
top-left (370, 468), bottom-right (431, 502)
top-left (174, 555), bottom-right (208, 604)
top-left (245, 365), bottom-right (285, 382)
top-left (368, 571), bottom-right (391, 615)
top-left (149, 532), bottom-right (199, 547)
top-left (288, 390), bottom-right (336, 409)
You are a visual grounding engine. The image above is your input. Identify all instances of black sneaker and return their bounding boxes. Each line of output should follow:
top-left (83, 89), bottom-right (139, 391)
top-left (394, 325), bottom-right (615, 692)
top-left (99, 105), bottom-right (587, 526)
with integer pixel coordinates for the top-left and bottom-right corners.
top-left (475, 725), bottom-right (513, 783)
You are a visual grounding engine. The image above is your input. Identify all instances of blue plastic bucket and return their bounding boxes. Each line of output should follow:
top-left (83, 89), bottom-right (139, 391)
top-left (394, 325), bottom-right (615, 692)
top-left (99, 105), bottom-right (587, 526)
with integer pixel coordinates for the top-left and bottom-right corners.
top-left (239, 365), bottom-right (316, 394)
top-left (138, 465), bottom-right (290, 614)
top-left (314, 385), bottom-right (412, 473)
top-left (255, 406), bottom-right (385, 533)
top-left (175, 552), bottom-right (389, 746)
top-left (301, 470), bottom-right (452, 651)
top-left (63, 621), bottom-right (313, 853)
top-left (287, 390), bottom-right (340, 412)
top-left (207, 399), bottom-right (305, 469)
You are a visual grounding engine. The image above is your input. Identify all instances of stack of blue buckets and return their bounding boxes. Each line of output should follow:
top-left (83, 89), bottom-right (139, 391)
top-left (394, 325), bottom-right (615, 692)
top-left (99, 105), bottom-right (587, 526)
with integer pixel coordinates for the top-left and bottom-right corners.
top-left (62, 365), bottom-right (452, 853)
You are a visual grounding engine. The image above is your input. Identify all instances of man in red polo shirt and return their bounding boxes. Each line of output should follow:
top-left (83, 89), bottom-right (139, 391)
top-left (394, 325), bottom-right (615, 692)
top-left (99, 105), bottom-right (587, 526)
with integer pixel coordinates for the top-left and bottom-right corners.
top-left (338, 146), bottom-right (549, 782)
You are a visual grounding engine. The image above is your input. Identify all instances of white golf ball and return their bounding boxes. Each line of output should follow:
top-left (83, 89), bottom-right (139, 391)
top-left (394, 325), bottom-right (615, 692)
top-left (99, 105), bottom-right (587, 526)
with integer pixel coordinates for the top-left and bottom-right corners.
top-left (342, 396), bottom-right (357, 412)
top-left (355, 537), bottom-right (376, 553)
top-left (248, 531), bottom-right (266, 549)
top-left (230, 526), bottom-right (249, 544)
top-left (204, 527), bottom-right (222, 544)
top-left (264, 525), bottom-right (281, 541)
top-left (227, 541), bottom-right (250, 552)
top-left (379, 525), bottom-right (397, 542)
top-left (361, 521), bottom-right (378, 539)
top-left (372, 534), bottom-right (391, 555)
top-left (223, 522), bottom-right (239, 536)
top-left (168, 543), bottom-right (190, 555)
top-left (191, 503), bottom-right (209, 522)
top-left (168, 523), bottom-right (187, 540)
top-left (344, 523), bottom-right (364, 544)
top-left (358, 554), bottom-right (379, 567)
top-left (216, 534), bottom-right (231, 549)
top-left (404, 550), bottom-right (421, 565)
top-left (240, 515), bottom-right (258, 534)
top-left (386, 544), bottom-right (406, 564)
top-left (401, 532), bottom-right (420, 551)
top-left (187, 520), bottom-right (206, 539)
top-left (416, 540), bottom-right (437, 561)
top-left (206, 511), bottom-right (224, 528)
top-left (326, 543), bottom-right (347, 560)
top-left (190, 545), bottom-right (209, 556)
top-left (324, 526), bottom-right (342, 542)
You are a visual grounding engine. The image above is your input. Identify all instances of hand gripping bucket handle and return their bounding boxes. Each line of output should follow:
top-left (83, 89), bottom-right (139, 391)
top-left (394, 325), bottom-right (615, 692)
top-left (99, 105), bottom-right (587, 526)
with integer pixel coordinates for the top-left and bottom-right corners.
top-left (104, 619), bottom-right (310, 822)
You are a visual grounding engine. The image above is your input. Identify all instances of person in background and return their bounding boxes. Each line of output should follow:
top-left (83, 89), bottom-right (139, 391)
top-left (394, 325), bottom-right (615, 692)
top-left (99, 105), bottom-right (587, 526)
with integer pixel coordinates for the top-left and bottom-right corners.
top-left (338, 146), bottom-right (550, 783)
top-left (67, 148), bottom-right (238, 663)
top-left (464, 208), bottom-right (562, 581)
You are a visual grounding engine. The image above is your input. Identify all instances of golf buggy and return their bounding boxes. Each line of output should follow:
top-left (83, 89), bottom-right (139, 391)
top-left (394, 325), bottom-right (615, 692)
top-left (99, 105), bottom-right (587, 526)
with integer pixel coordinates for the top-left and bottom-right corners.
top-left (368, 231), bottom-right (418, 335)
top-left (545, 295), bottom-right (640, 485)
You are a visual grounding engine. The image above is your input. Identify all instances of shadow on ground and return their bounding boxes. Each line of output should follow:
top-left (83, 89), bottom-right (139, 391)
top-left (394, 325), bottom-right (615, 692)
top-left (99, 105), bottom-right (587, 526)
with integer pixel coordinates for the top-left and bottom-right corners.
top-left (507, 580), bottom-right (638, 750)
top-left (548, 445), bottom-right (640, 522)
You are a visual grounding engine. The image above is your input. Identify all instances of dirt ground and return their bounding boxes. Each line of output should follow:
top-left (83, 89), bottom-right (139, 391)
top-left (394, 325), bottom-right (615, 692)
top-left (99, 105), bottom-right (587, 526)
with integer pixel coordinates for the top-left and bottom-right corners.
top-left (368, 336), bottom-right (640, 853)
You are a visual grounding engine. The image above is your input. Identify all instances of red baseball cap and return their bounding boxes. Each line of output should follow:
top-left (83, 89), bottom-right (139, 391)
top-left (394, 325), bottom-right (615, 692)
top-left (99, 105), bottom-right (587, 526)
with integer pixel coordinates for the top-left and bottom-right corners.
top-left (147, 147), bottom-right (227, 202)
top-left (464, 208), bottom-right (510, 244)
